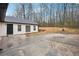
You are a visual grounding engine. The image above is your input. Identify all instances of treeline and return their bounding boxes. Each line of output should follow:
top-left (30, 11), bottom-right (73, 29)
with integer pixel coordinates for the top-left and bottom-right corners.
top-left (13, 3), bottom-right (79, 28)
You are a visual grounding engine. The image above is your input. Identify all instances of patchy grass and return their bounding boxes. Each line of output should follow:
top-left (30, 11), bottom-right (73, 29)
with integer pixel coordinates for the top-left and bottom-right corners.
top-left (25, 27), bottom-right (79, 36)
top-left (39, 27), bottom-right (79, 34)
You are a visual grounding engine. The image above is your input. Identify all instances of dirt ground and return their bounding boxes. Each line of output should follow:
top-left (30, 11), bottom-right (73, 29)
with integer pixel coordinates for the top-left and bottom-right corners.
top-left (0, 33), bottom-right (79, 56)
top-left (39, 27), bottom-right (79, 34)
top-left (0, 27), bottom-right (79, 56)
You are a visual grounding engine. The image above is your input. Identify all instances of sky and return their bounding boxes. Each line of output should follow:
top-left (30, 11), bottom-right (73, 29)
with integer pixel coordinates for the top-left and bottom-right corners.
top-left (6, 3), bottom-right (17, 16)
top-left (6, 3), bottom-right (70, 16)
top-left (6, 3), bottom-right (40, 16)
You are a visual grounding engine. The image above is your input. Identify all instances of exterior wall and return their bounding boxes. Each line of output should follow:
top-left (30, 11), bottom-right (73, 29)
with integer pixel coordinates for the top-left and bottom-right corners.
top-left (13, 24), bottom-right (38, 35)
top-left (30, 25), bottom-right (38, 32)
top-left (13, 24), bottom-right (26, 34)
top-left (0, 22), bottom-right (38, 36)
top-left (0, 22), bottom-right (7, 36)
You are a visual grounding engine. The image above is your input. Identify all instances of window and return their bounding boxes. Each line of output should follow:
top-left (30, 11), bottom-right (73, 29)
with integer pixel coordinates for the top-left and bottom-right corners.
top-left (26, 26), bottom-right (30, 32)
top-left (18, 25), bottom-right (21, 31)
top-left (33, 25), bottom-right (36, 31)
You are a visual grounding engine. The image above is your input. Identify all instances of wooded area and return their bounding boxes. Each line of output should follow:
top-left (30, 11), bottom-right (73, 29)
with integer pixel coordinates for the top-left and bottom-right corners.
top-left (13, 3), bottom-right (79, 28)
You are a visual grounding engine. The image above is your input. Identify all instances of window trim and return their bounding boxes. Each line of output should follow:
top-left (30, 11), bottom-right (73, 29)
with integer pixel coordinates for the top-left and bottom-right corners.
top-left (26, 25), bottom-right (30, 32)
top-left (33, 25), bottom-right (36, 31)
top-left (18, 25), bottom-right (21, 31)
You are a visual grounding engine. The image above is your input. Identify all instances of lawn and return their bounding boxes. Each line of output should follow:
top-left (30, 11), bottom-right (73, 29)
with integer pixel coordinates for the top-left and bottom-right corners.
top-left (39, 27), bottom-right (79, 34)
top-left (25, 27), bottom-right (79, 36)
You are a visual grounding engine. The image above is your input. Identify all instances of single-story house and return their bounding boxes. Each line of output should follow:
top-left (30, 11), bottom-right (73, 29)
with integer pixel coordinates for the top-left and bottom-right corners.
top-left (0, 16), bottom-right (38, 36)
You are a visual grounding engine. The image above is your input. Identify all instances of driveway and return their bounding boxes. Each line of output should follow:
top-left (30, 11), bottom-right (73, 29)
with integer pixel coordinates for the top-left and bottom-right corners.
top-left (0, 33), bottom-right (79, 56)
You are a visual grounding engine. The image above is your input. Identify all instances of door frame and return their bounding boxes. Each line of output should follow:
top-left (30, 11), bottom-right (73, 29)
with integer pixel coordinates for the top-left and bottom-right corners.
top-left (7, 24), bottom-right (13, 35)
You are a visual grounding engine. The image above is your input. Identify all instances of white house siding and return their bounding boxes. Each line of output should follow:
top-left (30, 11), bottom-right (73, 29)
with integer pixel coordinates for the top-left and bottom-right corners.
top-left (13, 24), bottom-right (38, 35)
top-left (0, 23), bottom-right (38, 36)
top-left (13, 24), bottom-right (26, 35)
top-left (30, 25), bottom-right (38, 32)
top-left (0, 22), bottom-right (7, 36)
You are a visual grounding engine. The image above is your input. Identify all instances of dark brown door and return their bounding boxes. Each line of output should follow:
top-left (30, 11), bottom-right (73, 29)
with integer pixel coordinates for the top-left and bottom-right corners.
top-left (7, 24), bottom-right (13, 34)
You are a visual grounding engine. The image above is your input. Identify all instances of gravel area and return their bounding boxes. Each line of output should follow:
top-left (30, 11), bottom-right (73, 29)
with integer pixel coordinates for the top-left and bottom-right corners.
top-left (0, 33), bottom-right (79, 56)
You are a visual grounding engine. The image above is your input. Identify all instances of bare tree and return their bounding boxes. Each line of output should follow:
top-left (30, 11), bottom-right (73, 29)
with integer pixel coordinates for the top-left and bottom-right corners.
top-left (13, 3), bottom-right (79, 28)
top-left (27, 3), bottom-right (33, 20)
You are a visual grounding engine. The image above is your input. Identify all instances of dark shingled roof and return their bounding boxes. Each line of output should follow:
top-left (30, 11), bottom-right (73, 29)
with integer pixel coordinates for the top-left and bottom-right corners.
top-left (4, 16), bottom-right (38, 25)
